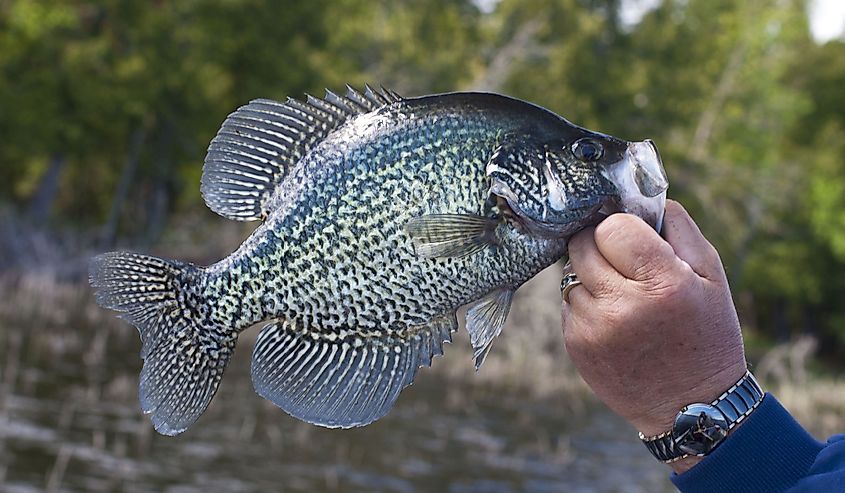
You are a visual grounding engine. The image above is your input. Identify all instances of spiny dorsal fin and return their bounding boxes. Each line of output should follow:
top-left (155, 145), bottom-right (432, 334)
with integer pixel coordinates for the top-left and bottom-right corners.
top-left (201, 84), bottom-right (403, 221)
top-left (466, 288), bottom-right (514, 370)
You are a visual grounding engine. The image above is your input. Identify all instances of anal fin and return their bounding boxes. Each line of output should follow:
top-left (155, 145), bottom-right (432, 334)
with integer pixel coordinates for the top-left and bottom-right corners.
top-left (250, 314), bottom-right (456, 428)
top-left (466, 288), bottom-right (514, 370)
top-left (404, 214), bottom-right (499, 258)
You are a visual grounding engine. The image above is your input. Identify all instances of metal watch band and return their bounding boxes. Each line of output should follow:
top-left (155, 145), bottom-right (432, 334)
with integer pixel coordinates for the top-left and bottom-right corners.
top-left (711, 371), bottom-right (764, 428)
top-left (641, 429), bottom-right (685, 463)
top-left (639, 371), bottom-right (764, 463)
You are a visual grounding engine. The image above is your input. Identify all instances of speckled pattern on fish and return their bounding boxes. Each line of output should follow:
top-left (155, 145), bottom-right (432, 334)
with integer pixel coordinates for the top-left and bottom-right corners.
top-left (90, 85), bottom-right (668, 435)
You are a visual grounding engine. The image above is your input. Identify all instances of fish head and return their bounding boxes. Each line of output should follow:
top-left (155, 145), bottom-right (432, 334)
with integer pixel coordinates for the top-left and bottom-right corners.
top-left (487, 131), bottom-right (668, 238)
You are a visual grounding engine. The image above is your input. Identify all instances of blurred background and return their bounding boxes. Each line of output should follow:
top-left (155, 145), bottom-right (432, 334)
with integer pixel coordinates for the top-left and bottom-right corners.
top-left (1, 0), bottom-right (844, 491)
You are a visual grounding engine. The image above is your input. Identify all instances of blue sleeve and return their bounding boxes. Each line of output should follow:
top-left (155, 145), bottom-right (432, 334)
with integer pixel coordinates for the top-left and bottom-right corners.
top-left (670, 393), bottom-right (845, 493)
top-left (787, 434), bottom-right (845, 492)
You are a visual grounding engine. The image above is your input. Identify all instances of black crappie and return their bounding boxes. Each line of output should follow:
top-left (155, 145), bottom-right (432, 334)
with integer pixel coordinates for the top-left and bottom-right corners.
top-left (90, 85), bottom-right (668, 435)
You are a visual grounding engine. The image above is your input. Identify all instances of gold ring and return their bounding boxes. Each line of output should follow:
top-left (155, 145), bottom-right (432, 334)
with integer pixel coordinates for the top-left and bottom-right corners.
top-left (561, 274), bottom-right (583, 303)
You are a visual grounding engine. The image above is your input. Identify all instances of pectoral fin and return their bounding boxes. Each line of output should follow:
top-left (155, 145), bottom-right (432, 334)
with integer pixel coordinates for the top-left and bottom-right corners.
top-left (465, 288), bottom-right (515, 370)
top-left (404, 214), bottom-right (499, 258)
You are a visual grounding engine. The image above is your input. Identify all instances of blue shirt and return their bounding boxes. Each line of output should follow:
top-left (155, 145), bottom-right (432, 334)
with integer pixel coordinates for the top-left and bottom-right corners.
top-left (672, 394), bottom-right (845, 492)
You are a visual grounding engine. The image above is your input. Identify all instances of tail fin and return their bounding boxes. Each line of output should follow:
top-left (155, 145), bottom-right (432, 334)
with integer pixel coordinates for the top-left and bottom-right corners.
top-left (89, 252), bottom-right (236, 435)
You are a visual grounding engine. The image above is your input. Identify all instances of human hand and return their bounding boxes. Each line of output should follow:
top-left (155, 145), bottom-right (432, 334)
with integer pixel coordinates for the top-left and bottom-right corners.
top-left (562, 199), bottom-right (747, 472)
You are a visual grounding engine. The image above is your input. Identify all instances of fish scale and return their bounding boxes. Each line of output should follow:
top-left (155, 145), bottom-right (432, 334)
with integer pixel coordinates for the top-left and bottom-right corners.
top-left (90, 85), bottom-right (668, 435)
top-left (212, 110), bottom-right (534, 330)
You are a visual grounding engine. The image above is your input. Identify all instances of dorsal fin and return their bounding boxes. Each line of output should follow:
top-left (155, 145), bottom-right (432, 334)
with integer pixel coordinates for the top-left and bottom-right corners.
top-left (201, 85), bottom-right (402, 221)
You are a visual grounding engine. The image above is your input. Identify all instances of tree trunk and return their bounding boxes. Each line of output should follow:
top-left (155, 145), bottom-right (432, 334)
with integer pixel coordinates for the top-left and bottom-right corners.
top-left (28, 153), bottom-right (67, 225)
top-left (100, 128), bottom-right (146, 248)
top-left (139, 120), bottom-right (174, 247)
top-left (772, 300), bottom-right (790, 342)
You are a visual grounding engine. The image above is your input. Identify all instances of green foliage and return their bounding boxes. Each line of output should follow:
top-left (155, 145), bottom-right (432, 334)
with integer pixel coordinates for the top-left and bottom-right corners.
top-left (1, 0), bottom-right (845, 351)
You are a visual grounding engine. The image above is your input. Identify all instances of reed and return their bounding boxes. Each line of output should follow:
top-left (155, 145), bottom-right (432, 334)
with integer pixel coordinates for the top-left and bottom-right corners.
top-left (3, 255), bottom-right (844, 428)
top-left (2, 212), bottom-right (845, 493)
top-left (754, 335), bottom-right (845, 438)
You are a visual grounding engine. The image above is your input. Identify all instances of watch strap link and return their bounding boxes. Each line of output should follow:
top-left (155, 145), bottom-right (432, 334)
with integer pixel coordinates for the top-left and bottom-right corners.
top-left (641, 430), bottom-right (685, 463)
top-left (639, 371), bottom-right (764, 463)
top-left (712, 371), bottom-right (764, 427)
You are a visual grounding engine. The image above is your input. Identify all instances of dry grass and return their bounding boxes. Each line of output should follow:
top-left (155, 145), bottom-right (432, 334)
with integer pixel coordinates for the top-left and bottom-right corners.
top-left (2, 207), bottom-right (844, 452)
top-left (754, 335), bottom-right (845, 438)
top-left (2, 233), bottom-right (844, 492)
top-left (771, 377), bottom-right (845, 438)
top-left (0, 263), bottom-right (602, 492)
top-left (6, 261), bottom-right (845, 427)
top-left (428, 265), bottom-right (593, 407)
top-left (2, 254), bottom-right (844, 430)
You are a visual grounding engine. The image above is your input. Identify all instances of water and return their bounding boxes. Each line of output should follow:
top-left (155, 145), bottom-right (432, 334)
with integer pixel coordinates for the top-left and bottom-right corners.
top-left (0, 293), bottom-right (674, 492)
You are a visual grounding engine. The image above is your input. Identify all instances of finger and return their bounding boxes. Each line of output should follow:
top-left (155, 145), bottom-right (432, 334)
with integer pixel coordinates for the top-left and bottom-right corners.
top-left (661, 200), bottom-right (723, 281)
top-left (593, 212), bottom-right (678, 282)
top-left (567, 227), bottom-right (625, 297)
top-left (565, 278), bottom-right (591, 306)
top-left (560, 278), bottom-right (591, 331)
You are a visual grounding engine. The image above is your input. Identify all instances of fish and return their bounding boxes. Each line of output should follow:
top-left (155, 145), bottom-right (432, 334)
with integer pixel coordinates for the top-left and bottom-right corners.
top-left (89, 85), bottom-right (668, 435)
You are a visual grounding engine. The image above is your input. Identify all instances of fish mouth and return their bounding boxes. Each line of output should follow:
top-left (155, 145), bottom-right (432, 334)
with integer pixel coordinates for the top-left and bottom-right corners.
top-left (602, 140), bottom-right (668, 233)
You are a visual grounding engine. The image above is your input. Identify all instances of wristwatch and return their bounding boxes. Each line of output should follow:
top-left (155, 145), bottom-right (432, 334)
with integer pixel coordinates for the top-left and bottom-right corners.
top-left (639, 371), bottom-right (764, 463)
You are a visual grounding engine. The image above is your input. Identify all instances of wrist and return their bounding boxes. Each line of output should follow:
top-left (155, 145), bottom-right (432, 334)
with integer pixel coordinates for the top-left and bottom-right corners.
top-left (670, 394), bottom-right (826, 493)
top-left (631, 363), bottom-right (748, 436)
top-left (666, 418), bottom-right (749, 474)
top-left (669, 455), bottom-right (703, 474)
top-left (637, 370), bottom-right (763, 466)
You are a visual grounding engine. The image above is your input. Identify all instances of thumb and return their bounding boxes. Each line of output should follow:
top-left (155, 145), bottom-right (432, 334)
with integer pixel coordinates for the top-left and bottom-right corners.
top-left (660, 200), bottom-right (724, 281)
top-left (593, 212), bottom-right (678, 282)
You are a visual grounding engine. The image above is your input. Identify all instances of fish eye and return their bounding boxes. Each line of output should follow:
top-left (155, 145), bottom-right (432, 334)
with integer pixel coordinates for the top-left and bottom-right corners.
top-left (571, 139), bottom-right (603, 162)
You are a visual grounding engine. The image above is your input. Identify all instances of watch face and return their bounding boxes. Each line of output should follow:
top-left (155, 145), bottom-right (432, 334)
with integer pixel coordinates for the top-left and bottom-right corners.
top-left (673, 403), bottom-right (729, 456)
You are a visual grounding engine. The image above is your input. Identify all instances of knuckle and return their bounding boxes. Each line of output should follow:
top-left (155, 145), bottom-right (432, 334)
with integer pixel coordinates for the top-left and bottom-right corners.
top-left (630, 245), bottom-right (672, 280)
top-left (630, 254), bottom-right (659, 280)
top-left (641, 267), bottom-right (697, 301)
top-left (593, 275), bottom-right (621, 297)
top-left (651, 279), bottom-right (686, 300)
top-left (598, 297), bottom-right (628, 328)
